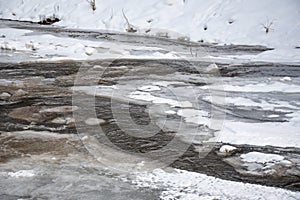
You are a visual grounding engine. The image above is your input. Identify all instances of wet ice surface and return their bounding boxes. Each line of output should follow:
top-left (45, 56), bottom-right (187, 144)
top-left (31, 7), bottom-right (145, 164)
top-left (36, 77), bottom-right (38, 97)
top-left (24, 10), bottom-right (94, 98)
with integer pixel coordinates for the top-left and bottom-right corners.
top-left (0, 132), bottom-right (160, 200)
top-left (0, 20), bottom-right (300, 199)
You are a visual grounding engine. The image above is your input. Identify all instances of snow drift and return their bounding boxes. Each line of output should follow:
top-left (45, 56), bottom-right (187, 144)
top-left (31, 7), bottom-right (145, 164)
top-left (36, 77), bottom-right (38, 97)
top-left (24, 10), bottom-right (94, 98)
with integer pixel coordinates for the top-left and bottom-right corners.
top-left (0, 0), bottom-right (299, 49)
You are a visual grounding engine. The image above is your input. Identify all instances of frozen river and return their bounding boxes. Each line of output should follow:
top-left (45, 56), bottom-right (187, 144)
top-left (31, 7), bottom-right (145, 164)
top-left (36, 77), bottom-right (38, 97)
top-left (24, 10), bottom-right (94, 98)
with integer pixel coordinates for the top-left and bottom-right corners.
top-left (0, 20), bottom-right (299, 199)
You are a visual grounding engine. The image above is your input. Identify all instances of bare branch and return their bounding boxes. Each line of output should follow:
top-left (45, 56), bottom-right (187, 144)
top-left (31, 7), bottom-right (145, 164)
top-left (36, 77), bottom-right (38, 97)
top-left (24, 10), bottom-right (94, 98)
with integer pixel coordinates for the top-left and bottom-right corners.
top-left (122, 9), bottom-right (137, 33)
top-left (86, 0), bottom-right (96, 12)
top-left (261, 19), bottom-right (274, 34)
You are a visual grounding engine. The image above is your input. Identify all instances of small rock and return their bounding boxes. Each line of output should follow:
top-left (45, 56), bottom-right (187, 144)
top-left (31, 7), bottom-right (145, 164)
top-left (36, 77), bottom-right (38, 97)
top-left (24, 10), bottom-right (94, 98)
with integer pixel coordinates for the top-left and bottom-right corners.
top-left (219, 145), bottom-right (237, 153)
top-left (93, 65), bottom-right (103, 69)
top-left (0, 92), bottom-right (11, 100)
top-left (280, 76), bottom-right (292, 82)
top-left (66, 117), bottom-right (75, 124)
top-left (165, 110), bottom-right (176, 115)
top-left (52, 117), bottom-right (75, 125)
top-left (8, 170), bottom-right (35, 178)
top-left (51, 117), bottom-right (65, 124)
top-left (84, 118), bottom-right (106, 126)
top-left (13, 89), bottom-right (28, 97)
top-left (85, 47), bottom-right (96, 56)
top-left (81, 136), bottom-right (89, 141)
top-left (25, 41), bottom-right (36, 50)
top-left (206, 63), bottom-right (219, 73)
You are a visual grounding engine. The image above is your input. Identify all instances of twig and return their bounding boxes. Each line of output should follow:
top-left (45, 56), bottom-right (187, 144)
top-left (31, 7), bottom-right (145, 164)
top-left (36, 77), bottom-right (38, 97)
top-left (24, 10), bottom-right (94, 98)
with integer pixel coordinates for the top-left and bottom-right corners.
top-left (122, 9), bottom-right (137, 33)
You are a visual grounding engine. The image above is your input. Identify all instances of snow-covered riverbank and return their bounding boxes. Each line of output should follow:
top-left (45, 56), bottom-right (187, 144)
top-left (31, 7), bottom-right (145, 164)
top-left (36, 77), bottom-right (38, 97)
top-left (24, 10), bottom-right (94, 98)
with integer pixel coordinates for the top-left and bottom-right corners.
top-left (0, 1), bottom-right (299, 199)
top-left (1, 0), bottom-right (299, 48)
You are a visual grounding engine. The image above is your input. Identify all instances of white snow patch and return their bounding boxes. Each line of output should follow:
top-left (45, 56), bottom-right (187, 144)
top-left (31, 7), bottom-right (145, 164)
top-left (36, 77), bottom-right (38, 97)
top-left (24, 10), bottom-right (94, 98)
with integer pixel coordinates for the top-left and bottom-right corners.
top-left (206, 96), bottom-right (299, 111)
top-left (1, 27), bottom-right (178, 62)
top-left (138, 85), bottom-right (161, 92)
top-left (280, 76), bottom-right (292, 82)
top-left (165, 110), bottom-right (177, 115)
top-left (51, 117), bottom-right (74, 124)
top-left (240, 152), bottom-right (285, 164)
top-left (219, 145), bottom-right (237, 153)
top-left (177, 109), bottom-right (209, 125)
top-left (206, 63), bottom-right (219, 73)
top-left (133, 168), bottom-right (300, 200)
top-left (84, 118), bottom-right (106, 126)
top-left (210, 48), bottom-right (300, 63)
top-left (268, 114), bottom-right (280, 118)
top-left (153, 81), bottom-right (186, 87)
top-left (39, 106), bottom-right (78, 113)
top-left (129, 91), bottom-right (192, 108)
top-left (211, 120), bottom-right (300, 148)
top-left (8, 170), bottom-right (35, 178)
top-left (202, 82), bottom-right (300, 93)
top-left (85, 47), bottom-right (96, 56)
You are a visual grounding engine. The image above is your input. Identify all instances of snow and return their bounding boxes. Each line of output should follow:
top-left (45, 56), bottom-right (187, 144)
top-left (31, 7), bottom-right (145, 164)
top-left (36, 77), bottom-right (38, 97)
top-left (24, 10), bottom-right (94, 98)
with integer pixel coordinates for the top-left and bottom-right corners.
top-left (84, 118), bottom-right (106, 126)
top-left (0, 27), bottom-right (101, 61)
top-left (84, 47), bottom-right (96, 56)
top-left (210, 48), bottom-right (300, 64)
top-left (1, 0), bottom-right (299, 50)
top-left (153, 81), bottom-right (186, 87)
top-left (219, 145), bottom-right (237, 153)
top-left (1, 1), bottom-right (299, 64)
top-left (177, 109), bottom-right (209, 126)
top-left (205, 63), bottom-right (219, 73)
top-left (51, 117), bottom-right (74, 125)
top-left (202, 81), bottom-right (300, 93)
top-left (199, 79), bottom-right (300, 148)
top-left (212, 120), bottom-right (300, 148)
top-left (39, 106), bottom-right (78, 113)
top-left (165, 110), bottom-right (176, 115)
top-left (280, 76), bottom-right (292, 82)
top-left (0, 27), bottom-right (179, 62)
top-left (138, 85), bottom-right (161, 92)
top-left (268, 114), bottom-right (280, 118)
top-left (133, 168), bottom-right (300, 200)
top-left (129, 91), bottom-right (192, 108)
top-left (7, 170), bottom-right (35, 178)
top-left (75, 80), bottom-right (300, 148)
top-left (240, 152), bottom-right (285, 164)
top-left (172, 102), bottom-right (300, 148)
top-left (219, 96), bottom-right (298, 110)
top-left (0, 1), bottom-right (299, 63)
top-left (0, 1), bottom-right (299, 198)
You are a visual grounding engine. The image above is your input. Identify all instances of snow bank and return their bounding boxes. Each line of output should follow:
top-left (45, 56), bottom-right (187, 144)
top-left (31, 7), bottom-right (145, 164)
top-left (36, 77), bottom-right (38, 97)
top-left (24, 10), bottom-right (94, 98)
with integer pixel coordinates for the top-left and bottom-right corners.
top-left (240, 152), bottom-right (285, 164)
top-left (7, 170), bottom-right (35, 178)
top-left (0, 0), bottom-right (299, 49)
top-left (213, 120), bottom-right (300, 148)
top-left (202, 81), bottom-right (300, 93)
top-left (129, 91), bottom-right (192, 108)
top-left (133, 168), bottom-right (300, 200)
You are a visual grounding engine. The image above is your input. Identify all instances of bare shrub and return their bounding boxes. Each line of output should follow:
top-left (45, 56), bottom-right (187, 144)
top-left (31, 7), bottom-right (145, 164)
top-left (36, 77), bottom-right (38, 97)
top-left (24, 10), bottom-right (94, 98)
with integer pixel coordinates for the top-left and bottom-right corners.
top-left (261, 19), bottom-right (274, 34)
top-left (87, 0), bottom-right (96, 12)
top-left (189, 47), bottom-right (198, 57)
top-left (102, 9), bottom-right (113, 28)
top-left (122, 9), bottom-right (137, 33)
